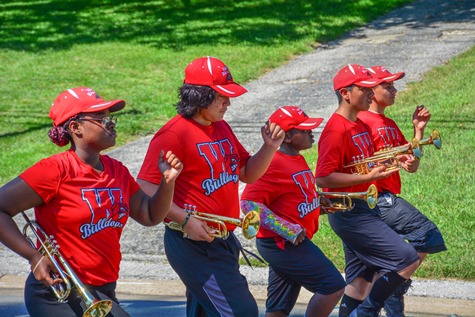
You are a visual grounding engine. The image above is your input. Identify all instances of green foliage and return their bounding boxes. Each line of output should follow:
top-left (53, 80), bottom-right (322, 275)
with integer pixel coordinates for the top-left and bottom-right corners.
top-left (0, 0), bottom-right (412, 184)
top-left (6, 0), bottom-right (473, 280)
top-left (307, 46), bottom-right (475, 280)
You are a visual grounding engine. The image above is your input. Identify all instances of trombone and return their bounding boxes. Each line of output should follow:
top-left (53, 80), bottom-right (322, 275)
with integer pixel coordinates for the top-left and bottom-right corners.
top-left (21, 212), bottom-right (113, 317)
top-left (165, 204), bottom-right (260, 240)
top-left (318, 184), bottom-right (378, 212)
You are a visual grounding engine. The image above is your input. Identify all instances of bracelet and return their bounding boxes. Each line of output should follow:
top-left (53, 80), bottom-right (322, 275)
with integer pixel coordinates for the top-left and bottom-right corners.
top-left (32, 256), bottom-right (45, 274)
top-left (180, 213), bottom-right (191, 229)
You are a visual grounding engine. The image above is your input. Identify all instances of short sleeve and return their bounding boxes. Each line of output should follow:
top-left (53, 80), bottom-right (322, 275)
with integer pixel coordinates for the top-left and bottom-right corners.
top-left (20, 158), bottom-right (62, 204)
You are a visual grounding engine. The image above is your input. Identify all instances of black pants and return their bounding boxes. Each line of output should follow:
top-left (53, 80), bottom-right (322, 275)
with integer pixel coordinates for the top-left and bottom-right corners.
top-left (24, 272), bottom-right (130, 317)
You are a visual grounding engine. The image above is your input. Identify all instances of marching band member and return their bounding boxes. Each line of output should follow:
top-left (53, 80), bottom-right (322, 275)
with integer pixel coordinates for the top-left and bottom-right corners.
top-left (137, 56), bottom-right (284, 317)
top-left (358, 66), bottom-right (446, 317)
top-left (0, 87), bottom-right (182, 317)
top-left (315, 65), bottom-right (420, 317)
top-left (241, 106), bottom-right (346, 317)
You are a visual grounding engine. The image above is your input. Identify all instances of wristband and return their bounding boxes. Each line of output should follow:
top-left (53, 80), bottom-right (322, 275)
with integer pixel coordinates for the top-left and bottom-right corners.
top-left (32, 256), bottom-right (45, 274)
top-left (180, 213), bottom-right (191, 229)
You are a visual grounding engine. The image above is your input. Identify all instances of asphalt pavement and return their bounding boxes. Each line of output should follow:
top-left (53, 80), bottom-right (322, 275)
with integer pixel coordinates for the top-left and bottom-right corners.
top-left (1, 0), bottom-right (475, 316)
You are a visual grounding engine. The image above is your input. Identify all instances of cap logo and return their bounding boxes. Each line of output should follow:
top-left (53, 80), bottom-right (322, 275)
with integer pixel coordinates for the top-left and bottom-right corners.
top-left (221, 66), bottom-right (232, 81)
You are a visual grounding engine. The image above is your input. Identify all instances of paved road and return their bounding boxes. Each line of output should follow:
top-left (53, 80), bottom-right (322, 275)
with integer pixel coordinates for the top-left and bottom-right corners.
top-left (1, 0), bottom-right (475, 316)
top-left (1, 279), bottom-right (475, 317)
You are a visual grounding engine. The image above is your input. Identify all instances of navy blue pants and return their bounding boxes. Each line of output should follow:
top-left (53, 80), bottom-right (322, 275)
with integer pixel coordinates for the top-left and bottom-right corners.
top-left (164, 227), bottom-right (258, 317)
top-left (257, 237), bottom-right (346, 315)
top-left (328, 199), bottom-right (420, 283)
top-left (24, 273), bottom-right (129, 317)
top-left (378, 192), bottom-right (447, 254)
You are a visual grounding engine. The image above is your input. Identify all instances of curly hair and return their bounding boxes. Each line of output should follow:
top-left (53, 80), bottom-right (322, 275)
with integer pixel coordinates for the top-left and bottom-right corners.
top-left (175, 84), bottom-right (217, 119)
top-left (47, 116), bottom-right (77, 147)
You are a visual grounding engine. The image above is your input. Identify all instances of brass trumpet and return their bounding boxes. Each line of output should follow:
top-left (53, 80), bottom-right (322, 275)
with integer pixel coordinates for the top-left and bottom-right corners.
top-left (318, 184), bottom-right (378, 212)
top-left (21, 212), bottom-right (113, 317)
top-left (165, 205), bottom-right (260, 240)
top-left (411, 129), bottom-right (442, 158)
top-left (344, 139), bottom-right (421, 175)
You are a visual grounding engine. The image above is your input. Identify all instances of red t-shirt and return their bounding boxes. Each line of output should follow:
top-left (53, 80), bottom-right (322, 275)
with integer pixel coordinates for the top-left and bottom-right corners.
top-left (358, 111), bottom-right (408, 194)
top-left (138, 115), bottom-right (250, 230)
top-left (20, 149), bottom-right (140, 286)
top-left (315, 113), bottom-right (375, 193)
top-left (241, 152), bottom-right (320, 239)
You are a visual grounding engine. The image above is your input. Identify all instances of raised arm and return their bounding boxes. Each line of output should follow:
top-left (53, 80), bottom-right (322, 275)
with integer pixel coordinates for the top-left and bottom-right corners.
top-left (239, 122), bottom-right (285, 183)
top-left (129, 150), bottom-right (182, 226)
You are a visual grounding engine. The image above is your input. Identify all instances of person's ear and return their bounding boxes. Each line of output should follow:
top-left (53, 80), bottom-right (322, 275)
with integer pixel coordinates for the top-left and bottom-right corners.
top-left (68, 119), bottom-right (82, 136)
top-left (283, 131), bottom-right (293, 143)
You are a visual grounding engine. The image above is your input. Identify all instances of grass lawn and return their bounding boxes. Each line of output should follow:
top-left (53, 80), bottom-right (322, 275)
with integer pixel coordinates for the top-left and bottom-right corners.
top-left (0, 0), bottom-right (413, 184)
top-left (1, 0), bottom-right (473, 280)
top-left (305, 46), bottom-right (475, 280)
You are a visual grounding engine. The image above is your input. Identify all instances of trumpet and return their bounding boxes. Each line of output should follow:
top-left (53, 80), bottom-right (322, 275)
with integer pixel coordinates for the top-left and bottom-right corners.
top-left (21, 212), bottom-right (112, 317)
top-left (411, 129), bottom-right (442, 158)
top-left (345, 139), bottom-right (421, 175)
top-left (165, 205), bottom-right (260, 240)
top-left (318, 184), bottom-right (378, 212)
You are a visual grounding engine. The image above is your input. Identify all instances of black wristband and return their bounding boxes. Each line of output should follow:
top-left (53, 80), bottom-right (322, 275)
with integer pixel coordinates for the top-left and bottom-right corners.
top-left (180, 213), bottom-right (191, 229)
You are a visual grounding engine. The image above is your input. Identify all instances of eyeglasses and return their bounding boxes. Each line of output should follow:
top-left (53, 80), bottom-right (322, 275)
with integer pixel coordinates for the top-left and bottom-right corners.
top-left (79, 115), bottom-right (117, 128)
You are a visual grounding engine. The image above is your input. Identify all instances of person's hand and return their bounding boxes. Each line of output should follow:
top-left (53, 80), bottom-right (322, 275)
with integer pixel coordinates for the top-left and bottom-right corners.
top-left (158, 150), bottom-right (183, 184)
top-left (30, 253), bottom-right (63, 288)
top-left (261, 121), bottom-right (285, 150)
top-left (398, 154), bottom-right (420, 173)
top-left (319, 197), bottom-right (334, 214)
top-left (291, 228), bottom-right (306, 246)
top-left (413, 105), bottom-right (431, 131)
top-left (182, 216), bottom-right (217, 242)
top-left (368, 164), bottom-right (400, 180)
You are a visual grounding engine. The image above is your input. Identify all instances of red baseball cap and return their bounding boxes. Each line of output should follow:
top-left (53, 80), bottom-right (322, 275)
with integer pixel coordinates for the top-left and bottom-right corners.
top-left (333, 64), bottom-right (383, 91)
top-left (49, 87), bottom-right (125, 126)
top-left (184, 56), bottom-right (247, 97)
top-left (368, 65), bottom-right (405, 82)
top-left (269, 106), bottom-right (324, 132)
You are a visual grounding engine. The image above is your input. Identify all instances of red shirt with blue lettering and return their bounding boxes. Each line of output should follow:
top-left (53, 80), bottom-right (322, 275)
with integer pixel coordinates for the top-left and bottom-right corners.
top-left (241, 151), bottom-right (321, 239)
top-left (358, 110), bottom-right (408, 194)
top-left (315, 113), bottom-right (375, 193)
top-left (138, 115), bottom-right (251, 230)
top-left (20, 149), bottom-right (140, 286)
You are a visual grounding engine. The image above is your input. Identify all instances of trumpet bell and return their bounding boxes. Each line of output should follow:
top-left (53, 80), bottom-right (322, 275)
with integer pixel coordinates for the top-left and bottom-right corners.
top-left (241, 211), bottom-right (260, 240)
top-left (366, 184), bottom-right (378, 209)
top-left (431, 130), bottom-right (442, 149)
top-left (318, 184), bottom-right (378, 212)
top-left (412, 129), bottom-right (442, 158)
top-left (84, 300), bottom-right (113, 317)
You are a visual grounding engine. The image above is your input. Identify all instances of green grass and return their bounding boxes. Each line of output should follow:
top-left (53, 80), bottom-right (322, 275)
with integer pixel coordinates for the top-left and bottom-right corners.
top-left (3, 0), bottom-right (474, 280)
top-left (0, 0), bottom-right (413, 184)
top-left (306, 46), bottom-right (475, 280)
